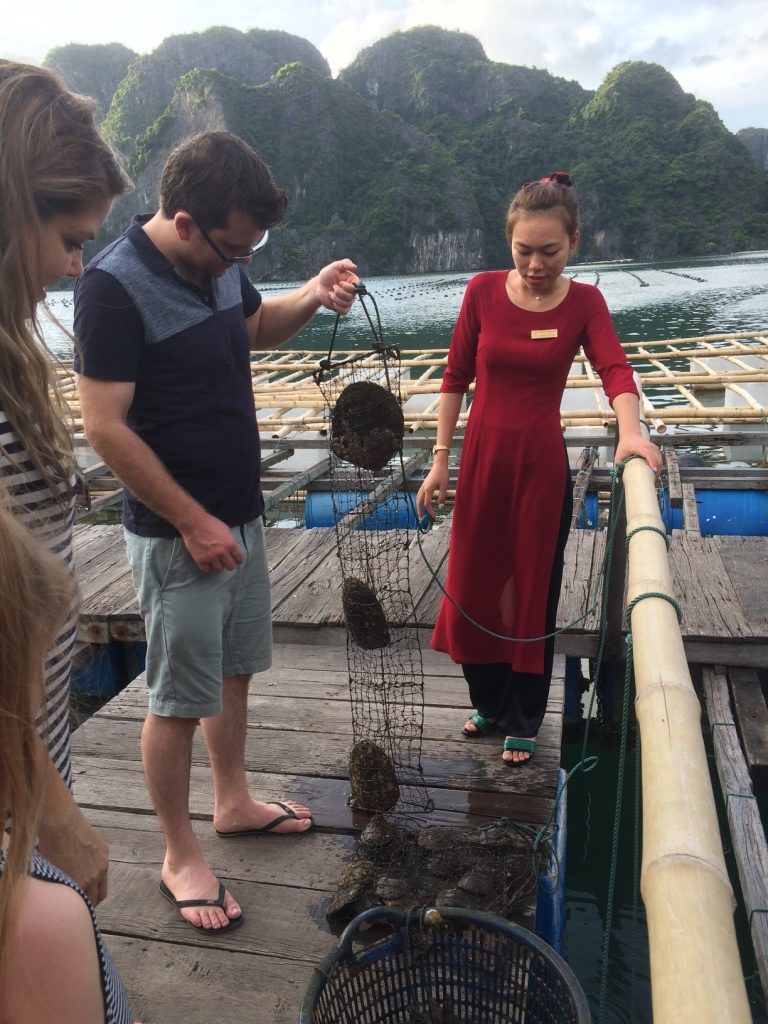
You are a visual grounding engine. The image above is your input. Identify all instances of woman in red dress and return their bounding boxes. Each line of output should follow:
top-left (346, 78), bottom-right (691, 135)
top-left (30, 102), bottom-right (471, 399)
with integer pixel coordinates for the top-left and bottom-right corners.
top-left (416, 173), bottom-right (661, 764)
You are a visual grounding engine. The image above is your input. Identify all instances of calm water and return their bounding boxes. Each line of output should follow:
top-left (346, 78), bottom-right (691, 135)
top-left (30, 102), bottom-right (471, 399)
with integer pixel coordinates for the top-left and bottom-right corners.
top-left (43, 250), bottom-right (768, 358)
top-left (44, 253), bottom-right (768, 1022)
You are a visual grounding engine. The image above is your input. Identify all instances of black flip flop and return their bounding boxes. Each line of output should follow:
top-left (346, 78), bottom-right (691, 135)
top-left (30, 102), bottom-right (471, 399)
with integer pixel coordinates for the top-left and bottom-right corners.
top-left (159, 879), bottom-right (243, 933)
top-left (215, 801), bottom-right (313, 838)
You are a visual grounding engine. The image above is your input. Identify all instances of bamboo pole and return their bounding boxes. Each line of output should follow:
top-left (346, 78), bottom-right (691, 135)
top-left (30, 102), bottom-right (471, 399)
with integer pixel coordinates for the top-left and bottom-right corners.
top-left (622, 446), bottom-right (752, 1023)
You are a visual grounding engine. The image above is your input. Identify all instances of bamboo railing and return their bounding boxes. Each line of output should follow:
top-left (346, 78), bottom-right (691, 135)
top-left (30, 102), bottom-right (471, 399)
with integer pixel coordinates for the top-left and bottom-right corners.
top-left (622, 442), bottom-right (752, 1022)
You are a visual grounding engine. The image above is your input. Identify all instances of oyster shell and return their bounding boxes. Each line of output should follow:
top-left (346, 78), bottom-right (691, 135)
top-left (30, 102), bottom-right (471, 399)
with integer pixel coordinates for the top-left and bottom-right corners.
top-left (342, 578), bottom-right (390, 650)
top-left (331, 380), bottom-right (404, 472)
top-left (348, 739), bottom-right (400, 813)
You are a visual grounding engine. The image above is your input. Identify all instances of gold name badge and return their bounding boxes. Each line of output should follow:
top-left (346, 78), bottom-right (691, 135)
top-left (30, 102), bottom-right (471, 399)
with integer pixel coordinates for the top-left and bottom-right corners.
top-left (531, 329), bottom-right (558, 339)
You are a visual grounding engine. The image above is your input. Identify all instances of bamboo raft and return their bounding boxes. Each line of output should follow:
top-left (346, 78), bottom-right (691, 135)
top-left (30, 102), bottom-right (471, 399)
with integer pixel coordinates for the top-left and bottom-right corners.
top-left (56, 330), bottom-right (768, 436)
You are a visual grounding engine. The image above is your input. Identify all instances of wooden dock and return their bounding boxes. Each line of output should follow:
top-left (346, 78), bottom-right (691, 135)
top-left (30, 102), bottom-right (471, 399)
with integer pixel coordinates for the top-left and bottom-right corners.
top-left (71, 638), bottom-right (566, 1024)
top-left (71, 509), bottom-right (768, 1020)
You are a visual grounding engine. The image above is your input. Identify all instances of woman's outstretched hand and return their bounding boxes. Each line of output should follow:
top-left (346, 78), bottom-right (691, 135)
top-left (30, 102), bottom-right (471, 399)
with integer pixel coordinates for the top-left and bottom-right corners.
top-left (416, 462), bottom-right (450, 519)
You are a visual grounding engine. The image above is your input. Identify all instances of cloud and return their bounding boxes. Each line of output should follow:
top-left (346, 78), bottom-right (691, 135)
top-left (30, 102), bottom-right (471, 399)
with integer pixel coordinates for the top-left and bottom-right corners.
top-left (1, 0), bottom-right (765, 132)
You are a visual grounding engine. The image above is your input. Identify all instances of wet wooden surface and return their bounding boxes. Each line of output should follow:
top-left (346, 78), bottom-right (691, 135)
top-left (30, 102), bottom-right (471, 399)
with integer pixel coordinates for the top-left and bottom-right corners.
top-left (72, 639), bottom-right (565, 1024)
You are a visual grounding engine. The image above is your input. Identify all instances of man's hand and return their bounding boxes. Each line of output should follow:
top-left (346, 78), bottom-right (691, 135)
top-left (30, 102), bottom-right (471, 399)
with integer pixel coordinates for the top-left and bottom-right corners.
top-left (180, 511), bottom-right (244, 573)
top-left (38, 761), bottom-right (110, 905)
top-left (315, 259), bottom-right (359, 314)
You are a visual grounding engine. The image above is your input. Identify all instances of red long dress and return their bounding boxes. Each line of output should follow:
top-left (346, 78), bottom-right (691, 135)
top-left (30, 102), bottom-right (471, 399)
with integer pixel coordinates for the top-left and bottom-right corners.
top-left (431, 272), bottom-right (637, 673)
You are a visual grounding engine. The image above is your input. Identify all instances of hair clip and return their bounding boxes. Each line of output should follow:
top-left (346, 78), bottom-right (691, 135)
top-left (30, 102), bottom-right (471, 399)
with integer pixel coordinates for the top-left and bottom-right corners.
top-left (522, 171), bottom-right (572, 188)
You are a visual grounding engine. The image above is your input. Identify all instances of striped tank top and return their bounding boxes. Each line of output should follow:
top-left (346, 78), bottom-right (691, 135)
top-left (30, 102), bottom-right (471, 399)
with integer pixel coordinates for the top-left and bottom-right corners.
top-left (0, 407), bottom-right (77, 788)
top-left (0, 851), bottom-right (135, 1022)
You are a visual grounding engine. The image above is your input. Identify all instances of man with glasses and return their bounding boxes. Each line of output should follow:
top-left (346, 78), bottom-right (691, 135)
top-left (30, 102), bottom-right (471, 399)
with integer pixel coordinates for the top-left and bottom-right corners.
top-left (73, 130), bottom-right (358, 934)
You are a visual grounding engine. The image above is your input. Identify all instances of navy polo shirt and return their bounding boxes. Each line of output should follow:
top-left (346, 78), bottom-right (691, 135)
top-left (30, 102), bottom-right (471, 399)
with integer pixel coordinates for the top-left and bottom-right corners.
top-left (74, 215), bottom-right (264, 537)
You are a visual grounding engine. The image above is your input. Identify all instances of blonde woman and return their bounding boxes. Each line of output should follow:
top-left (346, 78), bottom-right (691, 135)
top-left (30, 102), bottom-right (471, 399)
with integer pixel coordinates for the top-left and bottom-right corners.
top-left (0, 506), bottom-right (136, 1023)
top-left (0, 60), bottom-right (130, 902)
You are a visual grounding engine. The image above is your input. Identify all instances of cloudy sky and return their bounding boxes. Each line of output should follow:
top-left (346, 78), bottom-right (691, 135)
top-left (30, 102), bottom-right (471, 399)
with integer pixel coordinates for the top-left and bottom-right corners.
top-left (3, 0), bottom-right (766, 133)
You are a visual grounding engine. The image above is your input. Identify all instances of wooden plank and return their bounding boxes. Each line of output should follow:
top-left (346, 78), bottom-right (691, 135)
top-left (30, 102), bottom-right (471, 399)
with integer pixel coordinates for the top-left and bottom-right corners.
top-left (260, 446), bottom-right (295, 470)
top-left (70, 716), bottom-right (562, 795)
top-left (664, 446), bottom-right (683, 508)
top-left (271, 544), bottom-right (343, 625)
top-left (413, 528), bottom-right (451, 624)
top-left (87, 807), bottom-right (356, 888)
top-left (702, 666), bottom-right (768, 1003)
top-left (405, 516), bottom-right (452, 611)
top-left (668, 534), bottom-right (754, 640)
top-left (263, 456), bottom-right (330, 511)
top-left (106, 935), bottom-right (318, 1024)
top-left (682, 482), bottom-right (701, 535)
top-left (570, 448), bottom-right (597, 528)
top-left (270, 529), bottom-right (338, 613)
top-left (81, 691), bottom-right (562, 749)
top-left (98, 668), bottom-right (473, 714)
top-left (681, 640), bottom-right (768, 667)
top-left (728, 667), bottom-right (768, 785)
top-left (98, 860), bottom-right (340, 960)
top-left (71, 756), bottom-right (556, 827)
top-left (715, 537), bottom-right (768, 630)
top-left (557, 529), bottom-right (603, 635)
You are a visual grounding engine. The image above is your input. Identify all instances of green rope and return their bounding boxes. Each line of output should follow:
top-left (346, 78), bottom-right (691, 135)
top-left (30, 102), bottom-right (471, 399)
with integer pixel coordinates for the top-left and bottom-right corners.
top-left (597, 633), bottom-right (635, 1024)
top-left (631, 725), bottom-right (642, 1024)
top-left (579, 454), bottom-right (630, 759)
top-left (625, 590), bottom-right (683, 624)
top-left (625, 523), bottom-right (670, 550)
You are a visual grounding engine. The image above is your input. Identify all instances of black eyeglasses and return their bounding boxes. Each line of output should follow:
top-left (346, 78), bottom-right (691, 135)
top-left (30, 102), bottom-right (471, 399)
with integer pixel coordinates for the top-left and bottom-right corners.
top-left (197, 222), bottom-right (269, 264)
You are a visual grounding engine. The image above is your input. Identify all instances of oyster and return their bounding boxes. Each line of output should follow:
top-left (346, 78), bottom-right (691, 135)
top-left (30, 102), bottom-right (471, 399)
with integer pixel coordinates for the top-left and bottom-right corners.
top-left (342, 578), bottom-right (390, 650)
top-left (375, 876), bottom-right (409, 902)
top-left (457, 869), bottom-right (495, 897)
top-left (348, 739), bottom-right (400, 813)
top-left (331, 381), bottom-right (404, 472)
top-left (326, 860), bottom-right (378, 924)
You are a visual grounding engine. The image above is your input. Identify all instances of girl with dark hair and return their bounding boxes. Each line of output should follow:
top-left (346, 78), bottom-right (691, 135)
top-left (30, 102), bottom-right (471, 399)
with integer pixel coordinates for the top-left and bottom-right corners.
top-left (417, 172), bottom-right (661, 764)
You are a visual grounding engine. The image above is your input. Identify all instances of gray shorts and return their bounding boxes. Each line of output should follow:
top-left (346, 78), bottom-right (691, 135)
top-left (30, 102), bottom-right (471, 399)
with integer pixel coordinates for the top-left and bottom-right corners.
top-left (125, 517), bottom-right (272, 718)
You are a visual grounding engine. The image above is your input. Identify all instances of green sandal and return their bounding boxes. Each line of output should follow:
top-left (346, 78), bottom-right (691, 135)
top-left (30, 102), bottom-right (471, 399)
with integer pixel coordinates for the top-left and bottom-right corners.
top-left (462, 712), bottom-right (498, 737)
top-left (502, 737), bottom-right (536, 764)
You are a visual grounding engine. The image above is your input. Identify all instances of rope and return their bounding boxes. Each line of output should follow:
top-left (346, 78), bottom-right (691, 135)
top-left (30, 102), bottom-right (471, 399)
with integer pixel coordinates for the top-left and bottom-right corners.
top-left (625, 523), bottom-right (670, 550)
top-left (399, 445), bottom-right (634, 644)
top-left (625, 590), bottom-right (683, 624)
top-left (631, 727), bottom-right (642, 1024)
top-left (597, 634), bottom-right (635, 1024)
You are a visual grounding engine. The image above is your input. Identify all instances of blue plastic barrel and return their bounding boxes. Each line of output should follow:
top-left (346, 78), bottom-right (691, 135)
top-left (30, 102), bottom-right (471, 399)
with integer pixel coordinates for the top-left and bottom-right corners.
top-left (71, 641), bottom-right (147, 697)
top-left (575, 491), bottom-right (599, 530)
top-left (305, 490), bottom-right (417, 530)
top-left (659, 488), bottom-right (768, 536)
top-left (536, 768), bottom-right (567, 954)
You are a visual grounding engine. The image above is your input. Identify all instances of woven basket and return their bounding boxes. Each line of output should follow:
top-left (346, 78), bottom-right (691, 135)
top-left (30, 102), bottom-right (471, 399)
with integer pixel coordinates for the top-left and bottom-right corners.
top-left (300, 906), bottom-right (590, 1023)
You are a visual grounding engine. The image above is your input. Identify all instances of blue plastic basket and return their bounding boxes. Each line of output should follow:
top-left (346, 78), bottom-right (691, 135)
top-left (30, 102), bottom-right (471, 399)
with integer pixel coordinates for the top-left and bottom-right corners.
top-left (301, 906), bottom-right (590, 1023)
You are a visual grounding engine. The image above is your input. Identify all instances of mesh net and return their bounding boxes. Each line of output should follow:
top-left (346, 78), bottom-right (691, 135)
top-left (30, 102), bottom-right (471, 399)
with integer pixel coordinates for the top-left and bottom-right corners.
top-left (314, 344), bottom-right (431, 817)
top-left (314, 289), bottom-right (547, 932)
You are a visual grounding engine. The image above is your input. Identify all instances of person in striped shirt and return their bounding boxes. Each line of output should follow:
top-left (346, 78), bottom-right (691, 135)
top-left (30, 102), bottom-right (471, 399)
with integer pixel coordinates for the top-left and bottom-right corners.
top-left (0, 60), bottom-right (130, 906)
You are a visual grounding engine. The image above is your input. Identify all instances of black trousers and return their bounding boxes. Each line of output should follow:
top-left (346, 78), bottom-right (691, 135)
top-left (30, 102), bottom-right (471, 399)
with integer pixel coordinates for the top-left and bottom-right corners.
top-left (462, 462), bottom-right (572, 737)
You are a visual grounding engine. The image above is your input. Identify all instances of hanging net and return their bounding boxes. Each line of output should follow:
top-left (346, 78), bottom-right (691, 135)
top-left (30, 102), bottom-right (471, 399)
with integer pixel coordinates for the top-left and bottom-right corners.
top-left (314, 285), bottom-right (547, 928)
